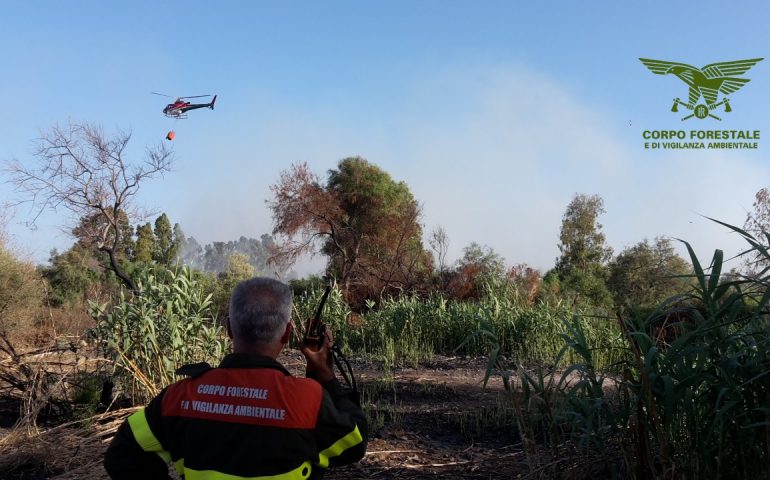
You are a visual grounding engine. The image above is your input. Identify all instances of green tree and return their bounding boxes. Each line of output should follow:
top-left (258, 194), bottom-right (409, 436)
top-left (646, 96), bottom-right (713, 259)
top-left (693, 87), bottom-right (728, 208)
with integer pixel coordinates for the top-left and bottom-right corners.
top-left (447, 243), bottom-right (506, 299)
top-left (608, 237), bottom-right (691, 310)
top-left (187, 235), bottom-right (280, 275)
top-left (41, 245), bottom-right (102, 306)
top-left (153, 213), bottom-right (178, 266)
top-left (179, 236), bottom-right (204, 269)
top-left (269, 158), bottom-right (432, 304)
top-left (458, 243), bottom-right (506, 277)
top-left (135, 223), bottom-right (156, 263)
top-left (225, 252), bottom-right (256, 278)
top-left (203, 242), bottom-right (230, 272)
top-left (554, 193), bottom-right (613, 306)
top-left (173, 223), bottom-right (186, 262)
top-left (212, 253), bottom-right (257, 319)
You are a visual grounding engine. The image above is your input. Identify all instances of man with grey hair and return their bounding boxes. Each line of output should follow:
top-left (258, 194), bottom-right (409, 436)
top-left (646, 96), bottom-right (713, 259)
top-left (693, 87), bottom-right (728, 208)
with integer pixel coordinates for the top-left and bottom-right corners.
top-left (105, 277), bottom-right (367, 480)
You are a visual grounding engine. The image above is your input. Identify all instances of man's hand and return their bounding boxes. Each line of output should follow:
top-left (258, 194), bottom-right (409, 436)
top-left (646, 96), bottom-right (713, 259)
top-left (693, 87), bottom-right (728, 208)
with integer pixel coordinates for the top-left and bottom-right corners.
top-left (301, 328), bottom-right (335, 383)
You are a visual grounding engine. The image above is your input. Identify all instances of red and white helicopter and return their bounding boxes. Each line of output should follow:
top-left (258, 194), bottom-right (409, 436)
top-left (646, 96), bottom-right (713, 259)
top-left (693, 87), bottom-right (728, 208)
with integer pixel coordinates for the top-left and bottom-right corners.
top-left (152, 92), bottom-right (217, 119)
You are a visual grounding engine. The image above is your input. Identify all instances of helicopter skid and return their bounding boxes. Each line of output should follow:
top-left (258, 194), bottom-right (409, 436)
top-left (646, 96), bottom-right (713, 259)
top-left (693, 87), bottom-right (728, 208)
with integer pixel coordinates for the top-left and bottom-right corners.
top-left (164, 113), bottom-right (188, 119)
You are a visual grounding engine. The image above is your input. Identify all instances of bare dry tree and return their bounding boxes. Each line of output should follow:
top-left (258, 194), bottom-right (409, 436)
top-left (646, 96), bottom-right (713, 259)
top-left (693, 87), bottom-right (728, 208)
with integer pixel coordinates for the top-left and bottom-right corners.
top-left (268, 163), bottom-right (336, 264)
top-left (6, 122), bottom-right (173, 292)
top-left (429, 226), bottom-right (450, 273)
top-left (267, 163), bottom-right (349, 282)
top-left (743, 187), bottom-right (770, 275)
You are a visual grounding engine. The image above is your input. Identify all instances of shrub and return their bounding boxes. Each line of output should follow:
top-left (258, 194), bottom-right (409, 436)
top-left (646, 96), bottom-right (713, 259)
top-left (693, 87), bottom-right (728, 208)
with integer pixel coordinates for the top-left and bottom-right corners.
top-left (0, 239), bottom-right (45, 339)
top-left (90, 267), bottom-right (227, 403)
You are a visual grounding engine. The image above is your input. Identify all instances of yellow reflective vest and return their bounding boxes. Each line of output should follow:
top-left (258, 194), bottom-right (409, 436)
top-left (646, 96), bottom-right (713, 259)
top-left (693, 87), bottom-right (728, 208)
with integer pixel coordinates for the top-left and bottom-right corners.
top-left (104, 354), bottom-right (367, 479)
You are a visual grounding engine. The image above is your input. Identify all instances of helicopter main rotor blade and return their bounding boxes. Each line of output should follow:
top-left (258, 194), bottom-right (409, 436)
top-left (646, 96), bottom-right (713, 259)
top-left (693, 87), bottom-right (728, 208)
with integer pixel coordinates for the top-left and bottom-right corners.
top-left (151, 92), bottom-right (173, 97)
top-left (180, 94), bottom-right (211, 99)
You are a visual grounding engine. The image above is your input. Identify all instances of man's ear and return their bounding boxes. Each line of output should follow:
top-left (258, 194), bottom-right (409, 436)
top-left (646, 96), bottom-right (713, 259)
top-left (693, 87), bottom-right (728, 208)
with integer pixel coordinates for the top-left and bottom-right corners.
top-left (279, 322), bottom-right (293, 345)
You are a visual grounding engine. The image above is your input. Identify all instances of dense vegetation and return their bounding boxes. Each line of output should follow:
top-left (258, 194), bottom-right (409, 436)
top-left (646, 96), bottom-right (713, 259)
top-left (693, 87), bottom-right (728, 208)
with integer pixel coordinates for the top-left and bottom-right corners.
top-left (3, 132), bottom-right (770, 477)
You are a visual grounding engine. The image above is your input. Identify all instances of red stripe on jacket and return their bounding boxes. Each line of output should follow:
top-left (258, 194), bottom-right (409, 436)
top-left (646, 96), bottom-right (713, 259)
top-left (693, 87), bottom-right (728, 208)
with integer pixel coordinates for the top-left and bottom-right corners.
top-left (162, 368), bottom-right (323, 429)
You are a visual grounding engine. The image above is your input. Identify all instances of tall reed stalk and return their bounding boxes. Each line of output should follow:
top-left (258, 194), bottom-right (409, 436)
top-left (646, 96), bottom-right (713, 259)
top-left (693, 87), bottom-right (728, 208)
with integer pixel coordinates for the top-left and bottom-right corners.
top-left (472, 220), bottom-right (770, 478)
top-left (293, 280), bottom-right (624, 370)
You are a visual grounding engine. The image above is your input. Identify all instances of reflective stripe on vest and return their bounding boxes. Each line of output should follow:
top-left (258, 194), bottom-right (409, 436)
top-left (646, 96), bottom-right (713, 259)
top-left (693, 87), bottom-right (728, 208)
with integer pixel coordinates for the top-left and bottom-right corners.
top-left (127, 408), bottom-right (314, 479)
top-left (317, 425), bottom-right (363, 468)
top-left (182, 461), bottom-right (313, 479)
top-left (127, 408), bottom-right (172, 464)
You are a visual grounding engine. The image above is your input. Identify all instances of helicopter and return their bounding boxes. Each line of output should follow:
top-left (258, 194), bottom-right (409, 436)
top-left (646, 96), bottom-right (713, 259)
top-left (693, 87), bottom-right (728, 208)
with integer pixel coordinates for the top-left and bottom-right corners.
top-left (152, 92), bottom-right (217, 119)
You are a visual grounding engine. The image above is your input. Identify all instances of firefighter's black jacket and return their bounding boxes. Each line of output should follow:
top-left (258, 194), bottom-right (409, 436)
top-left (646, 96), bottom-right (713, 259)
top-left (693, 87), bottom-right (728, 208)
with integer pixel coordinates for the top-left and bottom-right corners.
top-left (104, 353), bottom-right (367, 479)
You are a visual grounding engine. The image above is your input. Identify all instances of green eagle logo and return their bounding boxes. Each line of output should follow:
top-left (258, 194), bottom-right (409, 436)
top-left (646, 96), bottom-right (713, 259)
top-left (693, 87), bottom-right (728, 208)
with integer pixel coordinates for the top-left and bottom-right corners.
top-left (639, 58), bottom-right (763, 120)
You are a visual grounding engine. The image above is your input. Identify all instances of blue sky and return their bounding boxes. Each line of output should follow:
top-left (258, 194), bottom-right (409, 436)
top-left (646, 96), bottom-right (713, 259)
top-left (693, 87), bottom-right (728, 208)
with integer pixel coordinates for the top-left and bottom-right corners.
top-left (2, 1), bottom-right (769, 274)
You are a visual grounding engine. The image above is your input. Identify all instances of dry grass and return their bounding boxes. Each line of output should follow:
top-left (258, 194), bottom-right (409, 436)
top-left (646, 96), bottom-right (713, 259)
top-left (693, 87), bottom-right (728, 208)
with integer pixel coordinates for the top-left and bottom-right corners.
top-left (0, 408), bottom-right (137, 480)
top-left (0, 334), bottom-right (111, 430)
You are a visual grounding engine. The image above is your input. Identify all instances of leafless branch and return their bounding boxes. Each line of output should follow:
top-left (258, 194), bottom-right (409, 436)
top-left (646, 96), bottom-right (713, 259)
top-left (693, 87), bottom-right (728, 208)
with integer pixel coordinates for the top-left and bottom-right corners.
top-left (5, 122), bottom-right (174, 291)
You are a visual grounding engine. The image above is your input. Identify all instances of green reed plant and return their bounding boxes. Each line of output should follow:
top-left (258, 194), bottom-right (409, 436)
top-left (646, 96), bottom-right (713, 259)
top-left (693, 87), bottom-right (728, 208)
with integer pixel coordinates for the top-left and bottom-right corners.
top-left (293, 278), bottom-right (624, 369)
top-left (474, 220), bottom-right (770, 479)
top-left (90, 267), bottom-right (227, 403)
top-left (622, 226), bottom-right (770, 479)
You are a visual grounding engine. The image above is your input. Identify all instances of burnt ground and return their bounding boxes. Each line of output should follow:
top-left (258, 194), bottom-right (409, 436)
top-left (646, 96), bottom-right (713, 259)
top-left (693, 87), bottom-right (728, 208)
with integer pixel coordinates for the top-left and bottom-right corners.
top-left (0, 353), bottom-right (527, 479)
top-left (333, 355), bottom-right (524, 479)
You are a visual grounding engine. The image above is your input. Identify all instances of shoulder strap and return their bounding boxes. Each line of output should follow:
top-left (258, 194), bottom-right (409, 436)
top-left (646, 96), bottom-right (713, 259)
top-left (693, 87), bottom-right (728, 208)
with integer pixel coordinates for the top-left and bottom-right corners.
top-left (175, 362), bottom-right (212, 377)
